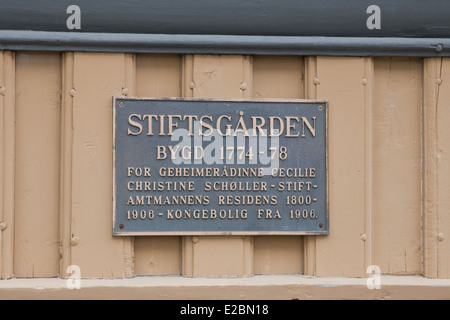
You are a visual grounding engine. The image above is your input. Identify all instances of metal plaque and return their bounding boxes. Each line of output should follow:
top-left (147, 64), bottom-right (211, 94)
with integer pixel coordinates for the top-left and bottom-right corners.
top-left (113, 98), bottom-right (328, 236)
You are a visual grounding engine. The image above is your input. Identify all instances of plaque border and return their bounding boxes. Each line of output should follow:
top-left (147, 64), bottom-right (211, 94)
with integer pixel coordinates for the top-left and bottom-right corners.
top-left (112, 97), bottom-right (329, 236)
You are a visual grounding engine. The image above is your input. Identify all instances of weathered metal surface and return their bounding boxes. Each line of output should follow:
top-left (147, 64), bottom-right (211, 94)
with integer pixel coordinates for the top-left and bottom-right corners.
top-left (113, 98), bottom-right (328, 235)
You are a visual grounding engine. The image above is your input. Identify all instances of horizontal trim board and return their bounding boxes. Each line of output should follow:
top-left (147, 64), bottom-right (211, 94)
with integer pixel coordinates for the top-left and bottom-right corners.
top-left (1, 31), bottom-right (450, 57)
top-left (0, 276), bottom-right (449, 300)
top-left (1, 0), bottom-right (450, 38)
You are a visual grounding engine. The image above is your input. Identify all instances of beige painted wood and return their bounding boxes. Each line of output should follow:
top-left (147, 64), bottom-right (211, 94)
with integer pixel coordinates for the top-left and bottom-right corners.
top-left (315, 57), bottom-right (367, 277)
top-left (424, 58), bottom-right (450, 279)
top-left (423, 58), bottom-right (440, 279)
top-left (14, 53), bottom-right (61, 277)
top-left (134, 54), bottom-right (182, 276)
top-left (252, 56), bottom-right (304, 275)
top-left (136, 54), bottom-right (181, 98)
top-left (373, 58), bottom-right (422, 275)
top-left (190, 55), bottom-right (252, 99)
top-left (253, 56), bottom-right (304, 99)
top-left (122, 54), bottom-right (136, 278)
top-left (0, 52), bottom-right (3, 279)
top-left (135, 237), bottom-right (181, 276)
top-left (182, 55), bottom-right (253, 277)
top-left (1, 52), bottom-right (15, 279)
top-left (60, 53), bottom-right (75, 278)
top-left (303, 57), bottom-right (318, 276)
top-left (363, 58), bottom-right (375, 273)
top-left (69, 53), bottom-right (128, 278)
top-left (253, 237), bottom-right (303, 275)
top-left (436, 58), bottom-right (450, 278)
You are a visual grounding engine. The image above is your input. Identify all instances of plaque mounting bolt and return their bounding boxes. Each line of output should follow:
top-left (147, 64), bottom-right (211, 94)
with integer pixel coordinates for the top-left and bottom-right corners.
top-left (313, 78), bottom-right (321, 85)
top-left (360, 233), bottom-right (368, 241)
top-left (0, 87), bottom-right (6, 96)
top-left (0, 222), bottom-right (7, 231)
top-left (438, 233), bottom-right (445, 241)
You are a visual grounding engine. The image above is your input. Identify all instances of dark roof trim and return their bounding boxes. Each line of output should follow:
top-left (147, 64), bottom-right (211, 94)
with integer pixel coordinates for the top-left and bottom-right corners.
top-left (0, 31), bottom-right (449, 57)
top-left (2, 0), bottom-right (450, 38)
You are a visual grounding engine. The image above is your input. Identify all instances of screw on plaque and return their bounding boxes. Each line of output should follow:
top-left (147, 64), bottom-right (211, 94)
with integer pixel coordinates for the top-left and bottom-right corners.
top-left (119, 101), bottom-right (125, 107)
top-left (318, 105), bottom-right (324, 111)
top-left (319, 224), bottom-right (324, 229)
top-left (119, 224), bottom-right (125, 230)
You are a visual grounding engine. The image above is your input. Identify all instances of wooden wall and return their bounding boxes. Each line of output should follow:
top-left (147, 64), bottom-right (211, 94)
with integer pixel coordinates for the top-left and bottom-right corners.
top-left (1, 52), bottom-right (446, 279)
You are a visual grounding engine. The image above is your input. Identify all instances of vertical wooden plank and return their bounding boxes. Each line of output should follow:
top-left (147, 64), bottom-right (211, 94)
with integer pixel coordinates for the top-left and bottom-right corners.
top-left (123, 54), bottom-right (136, 278)
top-left (182, 55), bottom-right (253, 277)
top-left (1, 52), bottom-right (15, 279)
top-left (70, 53), bottom-right (127, 278)
top-left (134, 54), bottom-right (181, 276)
top-left (253, 56), bottom-right (304, 99)
top-left (364, 58), bottom-right (375, 273)
top-left (373, 58), bottom-right (422, 275)
top-left (0, 52), bottom-right (3, 279)
top-left (424, 58), bottom-right (450, 279)
top-left (423, 58), bottom-right (440, 278)
top-left (60, 52), bottom-right (74, 278)
top-left (252, 56), bottom-right (304, 275)
top-left (14, 53), bottom-right (61, 277)
top-left (437, 58), bottom-right (450, 279)
top-left (303, 57), bottom-right (318, 276)
top-left (191, 55), bottom-right (251, 99)
top-left (315, 57), bottom-right (366, 277)
top-left (253, 236), bottom-right (303, 275)
top-left (437, 58), bottom-right (450, 278)
top-left (136, 54), bottom-right (181, 97)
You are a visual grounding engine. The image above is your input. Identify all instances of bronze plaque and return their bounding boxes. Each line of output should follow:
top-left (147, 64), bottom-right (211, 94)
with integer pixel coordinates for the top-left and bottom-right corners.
top-left (113, 98), bottom-right (328, 236)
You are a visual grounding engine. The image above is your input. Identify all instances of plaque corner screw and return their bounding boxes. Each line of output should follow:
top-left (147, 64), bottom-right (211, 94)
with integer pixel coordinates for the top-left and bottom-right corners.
top-left (119, 101), bottom-right (125, 107)
top-left (318, 105), bottom-right (324, 111)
